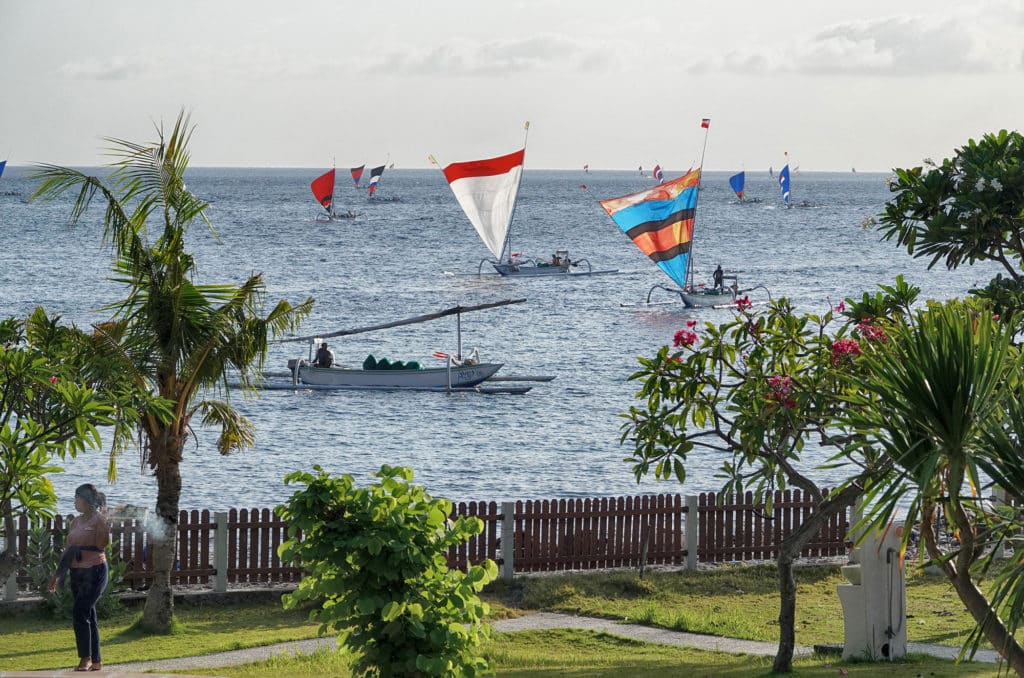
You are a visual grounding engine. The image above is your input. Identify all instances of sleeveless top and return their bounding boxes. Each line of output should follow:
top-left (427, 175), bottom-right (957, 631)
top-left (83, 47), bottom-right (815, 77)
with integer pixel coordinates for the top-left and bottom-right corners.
top-left (66, 512), bottom-right (109, 568)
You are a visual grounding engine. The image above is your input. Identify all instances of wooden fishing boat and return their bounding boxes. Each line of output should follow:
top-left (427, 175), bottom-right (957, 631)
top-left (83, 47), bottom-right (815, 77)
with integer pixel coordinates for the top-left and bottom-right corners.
top-left (276, 299), bottom-right (548, 393)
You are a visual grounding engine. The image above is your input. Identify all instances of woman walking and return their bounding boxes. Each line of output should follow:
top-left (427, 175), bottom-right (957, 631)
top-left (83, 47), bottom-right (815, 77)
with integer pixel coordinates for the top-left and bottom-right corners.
top-left (48, 484), bottom-right (109, 671)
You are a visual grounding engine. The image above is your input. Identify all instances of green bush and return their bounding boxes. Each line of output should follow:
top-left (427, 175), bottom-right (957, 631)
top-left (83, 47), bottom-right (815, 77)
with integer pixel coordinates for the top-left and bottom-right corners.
top-left (277, 465), bottom-right (497, 677)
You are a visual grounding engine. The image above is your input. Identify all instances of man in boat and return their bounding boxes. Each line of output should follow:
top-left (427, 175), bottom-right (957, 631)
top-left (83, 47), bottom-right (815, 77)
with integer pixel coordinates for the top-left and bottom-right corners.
top-left (713, 264), bottom-right (724, 291)
top-left (314, 342), bottom-right (335, 368)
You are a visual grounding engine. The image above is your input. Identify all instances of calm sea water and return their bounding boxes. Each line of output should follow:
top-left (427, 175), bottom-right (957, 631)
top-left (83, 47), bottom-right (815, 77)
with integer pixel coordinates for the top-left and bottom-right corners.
top-left (0, 166), bottom-right (1002, 513)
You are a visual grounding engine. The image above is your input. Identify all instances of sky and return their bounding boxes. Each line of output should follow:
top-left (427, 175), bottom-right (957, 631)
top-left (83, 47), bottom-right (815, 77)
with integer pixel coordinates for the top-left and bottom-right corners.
top-left (1, 0), bottom-right (1022, 171)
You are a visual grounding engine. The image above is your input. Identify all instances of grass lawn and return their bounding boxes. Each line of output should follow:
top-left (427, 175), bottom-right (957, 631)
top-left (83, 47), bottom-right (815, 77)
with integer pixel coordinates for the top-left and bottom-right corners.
top-left (0, 563), bottom-right (1004, 674)
top-left (180, 630), bottom-right (1005, 677)
top-left (0, 601), bottom-right (322, 672)
top-left (486, 563), bottom-right (985, 648)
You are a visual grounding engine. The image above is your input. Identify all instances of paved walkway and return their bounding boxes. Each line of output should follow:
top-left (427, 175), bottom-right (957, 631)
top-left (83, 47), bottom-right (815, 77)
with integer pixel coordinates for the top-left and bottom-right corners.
top-left (5, 612), bottom-right (1002, 675)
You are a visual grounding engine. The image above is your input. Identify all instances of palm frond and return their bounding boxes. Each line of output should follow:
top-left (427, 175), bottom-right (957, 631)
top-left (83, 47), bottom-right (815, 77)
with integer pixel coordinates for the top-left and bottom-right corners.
top-left (193, 399), bottom-right (255, 455)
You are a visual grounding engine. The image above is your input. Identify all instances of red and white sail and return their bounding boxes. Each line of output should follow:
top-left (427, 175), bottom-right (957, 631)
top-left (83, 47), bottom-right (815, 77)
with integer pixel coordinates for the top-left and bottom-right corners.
top-left (441, 149), bottom-right (524, 260)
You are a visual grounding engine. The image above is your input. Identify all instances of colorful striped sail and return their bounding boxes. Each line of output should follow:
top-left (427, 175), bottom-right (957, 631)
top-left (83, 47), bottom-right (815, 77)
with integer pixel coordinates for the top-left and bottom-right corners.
top-left (653, 164), bottom-right (664, 183)
top-left (350, 165), bottom-right (365, 188)
top-left (600, 168), bottom-right (700, 290)
top-left (367, 165), bottom-right (385, 195)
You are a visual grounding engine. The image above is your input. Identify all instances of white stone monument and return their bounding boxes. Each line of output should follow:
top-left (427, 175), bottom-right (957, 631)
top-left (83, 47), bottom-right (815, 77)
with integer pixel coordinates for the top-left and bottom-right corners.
top-left (837, 523), bottom-right (907, 661)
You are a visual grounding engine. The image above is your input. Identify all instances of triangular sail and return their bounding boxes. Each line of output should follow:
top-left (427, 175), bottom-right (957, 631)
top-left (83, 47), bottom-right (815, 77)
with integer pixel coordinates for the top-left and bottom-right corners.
top-left (367, 165), bottom-right (385, 196)
top-left (0, 160), bottom-right (6, 180)
top-left (778, 164), bottom-right (791, 205)
top-left (350, 165), bottom-right (365, 187)
top-left (441, 149), bottom-right (525, 260)
top-left (310, 169), bottom-right (335, 211)
top-left (600, 169), bottom-right (700, 290)
top-left (728, 171), bottom-right (745, 199)
top-left (653, 164), bottom-right (664, 183)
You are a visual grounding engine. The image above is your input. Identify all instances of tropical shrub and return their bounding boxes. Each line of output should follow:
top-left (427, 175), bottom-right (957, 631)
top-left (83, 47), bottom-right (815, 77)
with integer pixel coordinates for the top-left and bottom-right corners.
top-left (277, 465), bottom-right (496, 677)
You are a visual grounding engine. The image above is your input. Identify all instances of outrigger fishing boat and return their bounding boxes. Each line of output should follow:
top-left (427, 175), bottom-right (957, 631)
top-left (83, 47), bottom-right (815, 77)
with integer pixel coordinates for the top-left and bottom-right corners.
top-left (273, 299), bottom-right (552, 393)
top-left (434, 123), bottom-right (614, 277)
top-left (310, 167), bottom-right (361, 221)
top-left (601, 118), bottom-right (768, 309)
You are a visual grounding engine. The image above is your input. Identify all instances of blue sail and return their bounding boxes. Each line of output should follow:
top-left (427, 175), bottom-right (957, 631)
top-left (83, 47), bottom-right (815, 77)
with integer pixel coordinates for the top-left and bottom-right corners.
top-left (778, 164), bottom-right (791, 205)
top-left (0, 160), bottom-right (6, 180)
top-left (728, 171), bottom-right (745, 199)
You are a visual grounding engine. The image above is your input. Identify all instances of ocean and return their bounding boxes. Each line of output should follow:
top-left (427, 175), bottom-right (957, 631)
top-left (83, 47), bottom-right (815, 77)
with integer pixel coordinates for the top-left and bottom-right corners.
top-left (0, 166), bottom-right (1002, 514)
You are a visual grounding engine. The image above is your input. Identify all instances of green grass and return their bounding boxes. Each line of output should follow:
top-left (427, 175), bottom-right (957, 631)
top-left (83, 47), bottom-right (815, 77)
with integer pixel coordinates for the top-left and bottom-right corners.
top-left (0, 563), bottom-right (1002, 673)
top-left (180, 629), bottom-right (1005, 677)
top-left (0, 601), bottom-right (322, 671)
top-left (484, 563), bottom-right (983, 648)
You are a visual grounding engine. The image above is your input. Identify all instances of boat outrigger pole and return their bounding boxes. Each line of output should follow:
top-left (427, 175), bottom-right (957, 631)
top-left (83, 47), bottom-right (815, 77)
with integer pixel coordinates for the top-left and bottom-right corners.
top-left (499, 120), bottom-right (530, 264)
top-left (685, 118), bottom-right (711, 291)
top-left (276, 298), bottom-right (527, 345)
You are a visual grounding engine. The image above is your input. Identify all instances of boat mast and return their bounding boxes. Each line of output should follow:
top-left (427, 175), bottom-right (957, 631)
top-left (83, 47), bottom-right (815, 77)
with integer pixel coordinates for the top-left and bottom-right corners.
top-left (686, 119), bottom-right (711, 290)
top-left (499, 121), bottom-right (530, 264)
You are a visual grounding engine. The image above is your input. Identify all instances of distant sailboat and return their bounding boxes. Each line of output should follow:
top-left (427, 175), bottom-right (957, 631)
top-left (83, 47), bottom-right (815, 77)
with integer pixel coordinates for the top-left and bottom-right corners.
top-left (778, 157), bottom-right (791, 207)
top-left (0, 159), bottom-right (6, 180)
top-left (583, 163), bottom-right (589, 173)
top-left (366, 164), bottom-right (400, 201)
top-left (728, 171), bottom-right (761, 203)
top-left (350, 165), bottom-right (365, 188)
top-left (367, 165), bottom-right (384, 195)
top-left (653, 164), bottom-right (665, 184)
top-left (310, 168), bottom-right (360, 221)
top-left (768, 166), bottom-right (774, 178)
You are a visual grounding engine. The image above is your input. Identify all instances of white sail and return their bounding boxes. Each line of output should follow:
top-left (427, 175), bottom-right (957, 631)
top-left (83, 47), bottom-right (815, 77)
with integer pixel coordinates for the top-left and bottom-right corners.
top-left (442, 148), bottom-right (525, 260)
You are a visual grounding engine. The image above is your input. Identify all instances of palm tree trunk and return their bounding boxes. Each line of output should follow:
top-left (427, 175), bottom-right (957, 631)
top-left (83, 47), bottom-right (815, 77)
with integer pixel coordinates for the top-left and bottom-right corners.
top-left (141, 444), bottom-right (181, 633)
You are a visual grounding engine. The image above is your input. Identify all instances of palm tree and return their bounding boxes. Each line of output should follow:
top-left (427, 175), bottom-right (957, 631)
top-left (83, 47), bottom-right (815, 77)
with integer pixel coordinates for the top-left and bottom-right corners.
top-left (32, 111), bottom-right (313, 632)
top-left (845, 302), bottom-right (1024, 673)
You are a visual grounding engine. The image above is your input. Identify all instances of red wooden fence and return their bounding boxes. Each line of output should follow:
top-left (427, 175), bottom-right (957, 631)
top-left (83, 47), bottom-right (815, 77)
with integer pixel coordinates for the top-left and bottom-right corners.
top-left (9, 489), bottom-right (849, 592)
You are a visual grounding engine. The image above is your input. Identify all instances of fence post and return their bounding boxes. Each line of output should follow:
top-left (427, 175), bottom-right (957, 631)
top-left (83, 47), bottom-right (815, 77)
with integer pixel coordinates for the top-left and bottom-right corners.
top-left (685, 495), bottom-right (699, 570)
top-left (500, 502), bottom-right (515, 581)
top-left (4, 570), bottom-right (16, 601)
top-left (214, 512), bottom-right (228, 593)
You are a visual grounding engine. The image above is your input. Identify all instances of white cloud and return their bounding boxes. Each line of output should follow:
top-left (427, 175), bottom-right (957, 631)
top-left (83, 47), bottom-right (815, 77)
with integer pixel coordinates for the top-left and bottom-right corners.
top-left (368, 34), bottom-right (623, 77)
top-left (58, 56), bottom-right (151, 81)
top-left (698, 7), bottom-right (1023, 76)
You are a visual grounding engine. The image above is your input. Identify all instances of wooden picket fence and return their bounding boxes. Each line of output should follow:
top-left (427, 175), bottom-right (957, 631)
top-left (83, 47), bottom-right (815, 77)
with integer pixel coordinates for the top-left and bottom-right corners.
top-left (8, 489), bottom-right (849, 593)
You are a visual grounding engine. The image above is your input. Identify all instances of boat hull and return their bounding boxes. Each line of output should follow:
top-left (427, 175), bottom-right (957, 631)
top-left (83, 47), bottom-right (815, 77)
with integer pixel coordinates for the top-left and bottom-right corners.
top-left (492, 262), bottom-right (571, 276)
top-left (296, 362), bottom-right (503, 388)
top-left (680, 288), bottom-right (737, 309)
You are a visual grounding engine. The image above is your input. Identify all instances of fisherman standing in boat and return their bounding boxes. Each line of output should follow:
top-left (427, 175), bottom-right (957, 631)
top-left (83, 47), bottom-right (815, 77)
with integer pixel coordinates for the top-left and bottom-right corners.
top-left (314, 342), bottom-right (335, 368)
top-left (713, 264), bottom-right (724, 291)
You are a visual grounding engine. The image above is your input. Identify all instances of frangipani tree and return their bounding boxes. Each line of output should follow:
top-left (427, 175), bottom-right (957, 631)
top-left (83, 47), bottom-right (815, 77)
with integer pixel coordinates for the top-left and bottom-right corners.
top-left (32, 111), bottom-right (313, 632)
top-left (623, 278), bottom-right (917, 672)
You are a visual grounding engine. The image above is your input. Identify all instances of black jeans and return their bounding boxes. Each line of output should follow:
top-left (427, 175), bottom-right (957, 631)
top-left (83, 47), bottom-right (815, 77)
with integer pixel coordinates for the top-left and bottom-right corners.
top-left (70, 563), bottom-right (107, 662)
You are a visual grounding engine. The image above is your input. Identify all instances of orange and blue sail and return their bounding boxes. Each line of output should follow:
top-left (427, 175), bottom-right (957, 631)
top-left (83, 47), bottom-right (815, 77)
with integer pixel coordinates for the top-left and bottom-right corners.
top-left (600, 169), bottom-right (699, 290)
top-left (728, 171), bottom-right (745, 199)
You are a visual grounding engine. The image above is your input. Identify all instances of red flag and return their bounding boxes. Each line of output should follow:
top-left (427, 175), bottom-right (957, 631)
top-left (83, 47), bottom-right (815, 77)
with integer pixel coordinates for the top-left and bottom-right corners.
top-left (701, 118), bottom-right (711, 129)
